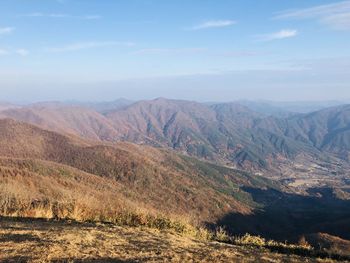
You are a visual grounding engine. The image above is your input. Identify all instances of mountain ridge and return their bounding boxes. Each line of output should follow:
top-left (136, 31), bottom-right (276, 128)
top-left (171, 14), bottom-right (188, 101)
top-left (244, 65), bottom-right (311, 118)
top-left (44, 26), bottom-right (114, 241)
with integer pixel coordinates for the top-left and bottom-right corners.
top-left (1, 118), bottom-right (279, 222)
top-left (1, 99), bottom-right (350, 170)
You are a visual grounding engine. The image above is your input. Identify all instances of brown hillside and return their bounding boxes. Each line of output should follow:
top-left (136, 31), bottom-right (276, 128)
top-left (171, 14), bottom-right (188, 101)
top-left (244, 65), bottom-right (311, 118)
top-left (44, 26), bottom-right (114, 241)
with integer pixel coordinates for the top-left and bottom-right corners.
top-left (0, 105), bottom-right (119, 141)
top-left (0, 119), bottom-right (274, 224)
top-left (306, 233), bottom-right (350, 256)
top-left (2, 100), bottom-right (350, 171)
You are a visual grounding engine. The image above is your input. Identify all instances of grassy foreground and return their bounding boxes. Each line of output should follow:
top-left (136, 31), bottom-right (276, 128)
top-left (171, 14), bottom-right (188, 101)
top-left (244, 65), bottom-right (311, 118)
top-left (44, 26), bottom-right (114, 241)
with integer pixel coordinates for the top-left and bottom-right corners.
top-left (0, 217), bottom-right (347, 263)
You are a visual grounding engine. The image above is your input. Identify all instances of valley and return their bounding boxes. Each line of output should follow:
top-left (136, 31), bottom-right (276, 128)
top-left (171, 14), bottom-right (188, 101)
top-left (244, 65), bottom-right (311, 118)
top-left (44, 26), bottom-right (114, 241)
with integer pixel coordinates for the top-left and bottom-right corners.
top-left (0, 99), bottom-right (350, 261)
top-left (1, 98), bottom-right (350, 184)
top-left (2, 0), bottom-right (350, 261)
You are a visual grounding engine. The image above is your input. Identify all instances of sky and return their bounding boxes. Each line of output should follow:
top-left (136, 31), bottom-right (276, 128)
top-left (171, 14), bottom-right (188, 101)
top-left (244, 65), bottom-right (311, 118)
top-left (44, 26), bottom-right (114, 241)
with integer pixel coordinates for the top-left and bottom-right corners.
top-left (0, 0), bottom-right (350, 102)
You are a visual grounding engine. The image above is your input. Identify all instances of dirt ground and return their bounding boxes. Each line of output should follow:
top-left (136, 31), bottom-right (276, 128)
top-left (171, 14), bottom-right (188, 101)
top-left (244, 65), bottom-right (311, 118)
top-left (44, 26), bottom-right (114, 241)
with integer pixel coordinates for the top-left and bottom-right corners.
top-left (0, 217), bottom-right (344, 263)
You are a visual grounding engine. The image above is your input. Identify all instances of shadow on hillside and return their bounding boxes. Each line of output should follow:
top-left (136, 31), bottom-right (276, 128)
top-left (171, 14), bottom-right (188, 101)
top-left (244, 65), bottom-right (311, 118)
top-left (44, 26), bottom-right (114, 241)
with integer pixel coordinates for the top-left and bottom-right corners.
top-left (1, 258), bottom-right (136, 263)
top-left (1, 256), bottom-right (32, 263)
top-left (214, 187), bottom-right (350, 242)
top-left (0, 233), bottom-right (42, 243)
top-left (0, 216), bottom-right (97, 230)
top-left (50, 259), bottom-right (137, 263)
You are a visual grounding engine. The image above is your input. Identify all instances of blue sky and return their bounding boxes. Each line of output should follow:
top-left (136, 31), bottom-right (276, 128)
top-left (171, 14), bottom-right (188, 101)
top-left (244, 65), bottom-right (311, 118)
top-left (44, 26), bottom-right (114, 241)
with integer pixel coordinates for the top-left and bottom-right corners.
top-left (0, 0), bottom-right (350, 102)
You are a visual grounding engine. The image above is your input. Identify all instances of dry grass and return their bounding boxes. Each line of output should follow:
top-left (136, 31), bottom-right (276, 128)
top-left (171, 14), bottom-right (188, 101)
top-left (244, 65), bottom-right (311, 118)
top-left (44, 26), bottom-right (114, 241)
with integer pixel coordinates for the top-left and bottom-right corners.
top-left (0, 217), bottom-right (344, 263)
top-left (230, 233), bottom-right (350, 261)
top-left (0, 158), bottom-right (201, 236)
top-left (0, 158), bottom-right (219, 242)
top-left (0, 119), bottom-right (256, 224)
top-left (0, 158), bottom-right (349, 261)
top-left (0, 119), bottom-right (349, 261)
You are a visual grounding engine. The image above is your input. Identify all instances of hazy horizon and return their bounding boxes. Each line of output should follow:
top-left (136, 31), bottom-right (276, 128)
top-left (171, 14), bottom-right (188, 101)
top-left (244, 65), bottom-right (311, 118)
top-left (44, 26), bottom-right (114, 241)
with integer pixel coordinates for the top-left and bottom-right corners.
top-left (2, 97), bottom-right (350, 107)
top-left (1, 0), bottom-right (350, 101)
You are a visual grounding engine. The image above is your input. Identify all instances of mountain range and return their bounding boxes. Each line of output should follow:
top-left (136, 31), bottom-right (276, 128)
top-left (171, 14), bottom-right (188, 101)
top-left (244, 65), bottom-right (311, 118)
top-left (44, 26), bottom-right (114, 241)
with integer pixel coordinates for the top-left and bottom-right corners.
top-left (1, 98), bottom-right (350, 172)
top-left (0, 98), bottom-right (350, 253)
top-left (0, 118), bottom-right (279, 223)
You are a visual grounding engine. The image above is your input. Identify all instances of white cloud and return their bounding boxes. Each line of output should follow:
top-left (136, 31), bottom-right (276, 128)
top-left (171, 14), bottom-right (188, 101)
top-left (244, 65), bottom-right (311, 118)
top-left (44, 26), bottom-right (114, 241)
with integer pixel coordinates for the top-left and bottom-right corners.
top-left (46, 41), bottom-right (135, 52)
top-left (256, 29), bottom-right (298, 41)
top-left (0, 48), bottom-right (30, 57)
top-left (133, 48), bottom-right (207, 55)
top-left (188, 20), bottom-right (236, 30)
top-left (215, 51), bottom-right (260, 57)
top-left (25, 13), bottom-right (67, 18)
top-left (0, 49), bottom-right (9, 56)
top-left (82, 15), bottom-right (101, 20)
top-left (21, 13), bottom-right (101, 20)
top-left (16, 49), bottom-right (29, 56)
top-left (0, 27), bottom-right (15, 35)
top-left (275, 1), bottom-right (350, 30)
top-left (322, 12), bottom-right (350, 30)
